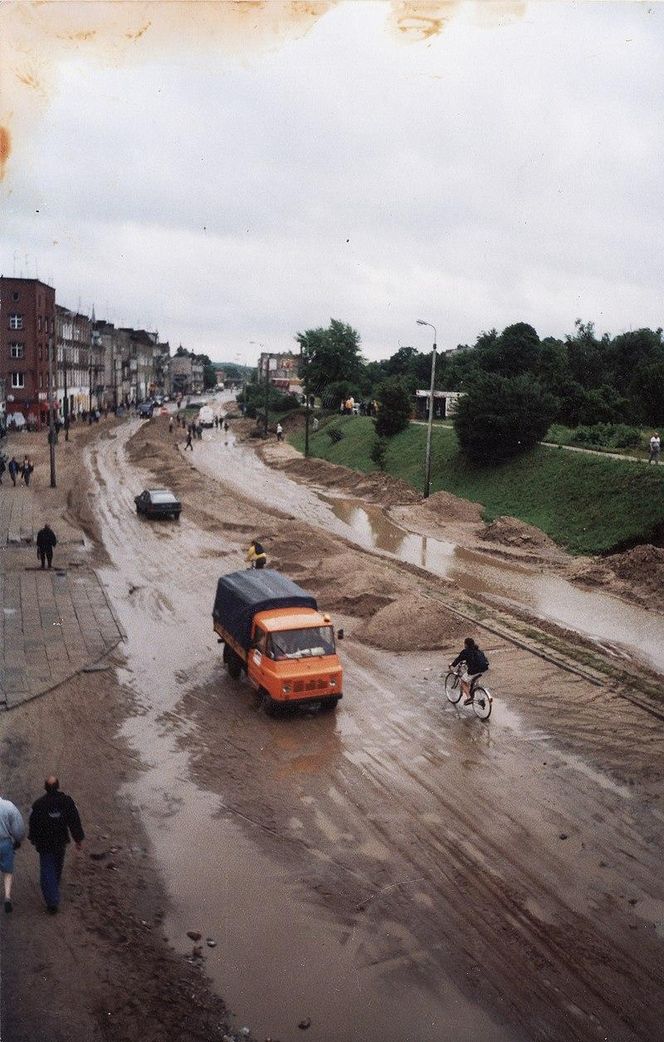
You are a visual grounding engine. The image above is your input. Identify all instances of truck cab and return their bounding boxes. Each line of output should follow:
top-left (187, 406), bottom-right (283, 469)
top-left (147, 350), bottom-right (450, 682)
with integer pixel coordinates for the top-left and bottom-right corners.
top-left (213, 569), bottom-right (343, 713)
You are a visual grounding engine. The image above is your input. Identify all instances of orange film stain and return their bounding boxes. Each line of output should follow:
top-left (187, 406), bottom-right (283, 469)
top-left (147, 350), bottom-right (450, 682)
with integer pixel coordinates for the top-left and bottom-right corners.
top-left (0, 125), bottom-right (11, 181)
top-left (126, 21), bottom-right (151, 41)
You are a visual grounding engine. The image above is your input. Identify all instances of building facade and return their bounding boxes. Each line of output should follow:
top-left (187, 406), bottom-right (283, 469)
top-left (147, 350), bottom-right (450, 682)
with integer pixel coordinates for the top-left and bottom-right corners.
top-left (257, 351), bottom-right (301, 395)
top-left (56, 305), bottom-right (92, 419)
top-left (0, 277), bottom-right (56, 427)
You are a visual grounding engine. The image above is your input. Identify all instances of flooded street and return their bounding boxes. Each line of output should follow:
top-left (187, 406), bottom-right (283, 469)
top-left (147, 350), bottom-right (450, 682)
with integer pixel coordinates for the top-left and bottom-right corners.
top-left (84, 420), bottom-right (664, 1042)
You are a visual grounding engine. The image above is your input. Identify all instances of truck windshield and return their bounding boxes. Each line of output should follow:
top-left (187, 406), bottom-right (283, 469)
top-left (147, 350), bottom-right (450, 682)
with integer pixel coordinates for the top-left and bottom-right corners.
top-left (270, 626), bottom-right (335, 660)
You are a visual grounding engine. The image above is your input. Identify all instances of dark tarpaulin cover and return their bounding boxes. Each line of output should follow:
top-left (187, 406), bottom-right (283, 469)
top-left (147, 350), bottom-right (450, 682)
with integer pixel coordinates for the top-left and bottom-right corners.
top-left (213, 569), bottom-right (318, 650)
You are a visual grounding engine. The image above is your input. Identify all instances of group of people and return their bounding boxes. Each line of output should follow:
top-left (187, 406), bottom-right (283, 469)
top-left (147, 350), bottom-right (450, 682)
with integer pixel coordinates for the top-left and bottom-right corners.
top-left (0, 455), bottom-right (34, 487)
top-left (0, 776), bottom-right (84, 915)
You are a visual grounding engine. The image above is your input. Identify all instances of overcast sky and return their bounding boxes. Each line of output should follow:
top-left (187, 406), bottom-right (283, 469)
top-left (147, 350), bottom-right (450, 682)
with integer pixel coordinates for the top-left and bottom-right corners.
top-left (1, 1), bottom-right (662, 364)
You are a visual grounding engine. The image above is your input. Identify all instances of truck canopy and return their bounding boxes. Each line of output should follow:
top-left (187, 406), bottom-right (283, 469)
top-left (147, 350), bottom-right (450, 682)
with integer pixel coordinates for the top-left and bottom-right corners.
top-left (213, 569), bottom-right (318, 651)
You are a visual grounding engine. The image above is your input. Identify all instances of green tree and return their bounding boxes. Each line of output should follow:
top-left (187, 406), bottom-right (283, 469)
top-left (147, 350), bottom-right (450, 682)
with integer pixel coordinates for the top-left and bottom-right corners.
top-left (454, 373), bottom-right (556, 462)
top-left (295, 320), bottom-right (364, 398)
top-left (374, 378), bottom-right (412, 438)
top-left (628, 361), bottom-right (664, 425)
top-left (476, 323), bottom-right (541, 378)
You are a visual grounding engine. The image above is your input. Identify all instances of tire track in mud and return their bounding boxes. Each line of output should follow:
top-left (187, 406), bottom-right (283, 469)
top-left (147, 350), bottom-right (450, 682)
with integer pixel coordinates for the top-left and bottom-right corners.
top-left (85, 421), bottom-right (664, 1042)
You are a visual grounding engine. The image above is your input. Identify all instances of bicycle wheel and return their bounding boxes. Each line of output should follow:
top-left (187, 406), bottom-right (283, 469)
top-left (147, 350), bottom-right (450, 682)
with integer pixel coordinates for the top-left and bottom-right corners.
top-left (472, 686), bottom-right (493, 720)
top-left (444, 672), bottom-right (462, 704)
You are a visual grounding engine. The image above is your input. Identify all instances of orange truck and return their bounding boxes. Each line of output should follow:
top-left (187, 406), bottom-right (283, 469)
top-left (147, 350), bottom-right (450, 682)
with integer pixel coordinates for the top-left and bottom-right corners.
top-left (213, 569), bottom-right (343, 713)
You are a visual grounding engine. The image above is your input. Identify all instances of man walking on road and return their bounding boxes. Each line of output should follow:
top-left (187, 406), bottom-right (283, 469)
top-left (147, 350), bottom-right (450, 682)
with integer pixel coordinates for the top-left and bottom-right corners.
top-left (0, 794), bottom-right (26, 913)
top-left (36, 523), bottom-right (57, 569)
top-left (28, 776), bottom-right (84, 914)
top-left (184, 430), bottom-right (194, 451)
top-left (8, 456), bottom-right (19, 486)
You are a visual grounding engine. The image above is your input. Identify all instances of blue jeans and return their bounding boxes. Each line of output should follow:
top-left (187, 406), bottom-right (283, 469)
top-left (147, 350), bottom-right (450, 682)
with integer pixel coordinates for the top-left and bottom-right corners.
top-left (39, 848), bottom-right (66, 908)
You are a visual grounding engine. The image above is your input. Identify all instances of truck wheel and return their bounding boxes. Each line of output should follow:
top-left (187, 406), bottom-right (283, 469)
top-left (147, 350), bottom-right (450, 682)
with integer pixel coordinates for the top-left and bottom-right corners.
top-left (320, 696), bottom-right (340, 712)
top-left (225, 648), bottom-right (242, 680)
top-left (260, 689), bottom-right (280, 717)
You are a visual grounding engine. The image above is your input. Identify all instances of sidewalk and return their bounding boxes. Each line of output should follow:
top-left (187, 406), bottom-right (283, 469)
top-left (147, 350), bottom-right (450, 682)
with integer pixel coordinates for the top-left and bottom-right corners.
top-left (0, 485), bottom-right (124, 709)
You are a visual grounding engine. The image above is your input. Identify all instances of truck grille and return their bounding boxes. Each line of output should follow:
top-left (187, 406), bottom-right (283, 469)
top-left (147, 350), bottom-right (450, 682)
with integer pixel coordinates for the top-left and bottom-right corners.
top-left (293, 679), bottom-right (327, 694)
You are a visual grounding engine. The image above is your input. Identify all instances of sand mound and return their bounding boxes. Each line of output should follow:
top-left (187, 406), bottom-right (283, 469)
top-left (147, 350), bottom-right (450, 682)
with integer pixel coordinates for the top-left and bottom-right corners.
top-left (600, 545), bottom-right (664, 602)
top-left (418, 489), bottom-right (484, 524)
top-left (281, 458), bottom-right (420, 507)
top-left (357, 594), bottom-right (471, 651)
top-left (480, 516), bottom-right (556, 550)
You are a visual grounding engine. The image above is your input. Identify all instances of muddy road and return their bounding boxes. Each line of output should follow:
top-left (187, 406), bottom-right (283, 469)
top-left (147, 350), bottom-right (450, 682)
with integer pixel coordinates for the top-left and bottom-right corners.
top-left (73, 417), bottom-right (664, 1042)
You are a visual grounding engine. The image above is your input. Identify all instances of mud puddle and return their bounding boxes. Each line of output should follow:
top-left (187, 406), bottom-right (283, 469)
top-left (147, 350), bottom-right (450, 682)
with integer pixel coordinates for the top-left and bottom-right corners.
top-left (323, 498), bottom-right (664, 673)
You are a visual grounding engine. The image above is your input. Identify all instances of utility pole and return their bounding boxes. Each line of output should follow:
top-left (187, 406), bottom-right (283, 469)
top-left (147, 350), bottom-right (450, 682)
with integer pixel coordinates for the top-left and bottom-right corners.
top-left (47, 336), bottom-right (56, 488)
top-left (417, 319), bottom-right (438, 499)
top-left (264, 353), bottom-right (269, 437)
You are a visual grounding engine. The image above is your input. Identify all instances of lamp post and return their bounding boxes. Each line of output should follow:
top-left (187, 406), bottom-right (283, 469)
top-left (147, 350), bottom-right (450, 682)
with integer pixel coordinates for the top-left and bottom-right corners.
top-left (250, 341), bottom-right (268, 436)
top-left (47, 335), bottom-right (56, 488)
top-left (417, 319), bottom-right (437, 499)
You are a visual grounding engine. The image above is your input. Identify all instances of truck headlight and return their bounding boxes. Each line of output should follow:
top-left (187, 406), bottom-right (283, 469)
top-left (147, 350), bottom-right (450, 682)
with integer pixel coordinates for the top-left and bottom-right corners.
top-left (282, 684), bottom-right (292, 694)
top-left (329, 678), bottom-right (336, 687)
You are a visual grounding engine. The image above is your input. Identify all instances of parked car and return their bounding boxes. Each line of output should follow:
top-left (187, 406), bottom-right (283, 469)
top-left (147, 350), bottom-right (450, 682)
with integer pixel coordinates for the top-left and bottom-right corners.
top-left (137, 401), bottom-right (154, 418)
top-left (134, 489), bottom-right (182, 520)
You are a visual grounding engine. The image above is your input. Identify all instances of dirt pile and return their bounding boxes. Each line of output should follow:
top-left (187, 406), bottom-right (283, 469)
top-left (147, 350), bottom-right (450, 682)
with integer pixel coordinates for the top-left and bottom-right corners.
top-left (480, 515), bottom-right (558, 551)
top-left (573, 544), bottom-right (664, 607)
top-left (278, 456), bottom-right (421, 507)
top-left (418, 489), bottom-right (484, 524)
top-left (357, 594), bottom-right (471, 651)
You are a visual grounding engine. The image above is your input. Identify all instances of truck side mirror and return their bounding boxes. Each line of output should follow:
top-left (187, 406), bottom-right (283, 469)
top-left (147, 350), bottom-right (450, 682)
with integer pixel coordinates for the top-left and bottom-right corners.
top-left (337, 628), bottom-right (344, 640)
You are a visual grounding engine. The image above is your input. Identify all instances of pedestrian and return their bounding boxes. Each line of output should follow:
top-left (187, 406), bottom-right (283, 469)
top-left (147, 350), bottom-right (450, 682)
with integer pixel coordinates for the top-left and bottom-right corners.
top-left (169, 416), bottom-right (174, 434)
top-left (0, 793), bottom-right (26, 913)
top-left (184, 431), bottom-right (193, 451)
top-left (28, 776), bottom-right (84, 914)
top-left (312, 416), bottom-right (319, 433)
top-left (214, 416), bottom-right (219, 429)
top-left (223, 420), bottom-right (229, 433)
top-left (36, 523), bottom-right (57, 569)
top-left (8, 457), bottom-right (19, 486)
top-left (276, 422), bottom-right (284, 442)
top-left (245, 538), bottom-right (267, 569)
top-left (196, 422), bottom-right (203, 440)
top-left (22, 457), bottom-right (34, 486)
top-left (649, 432), bottom-right (660, 464)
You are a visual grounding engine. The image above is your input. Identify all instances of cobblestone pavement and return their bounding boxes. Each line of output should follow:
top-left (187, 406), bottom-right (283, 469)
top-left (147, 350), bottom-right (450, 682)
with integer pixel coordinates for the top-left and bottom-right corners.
top-left (0, 487), bottom-right (124, 709)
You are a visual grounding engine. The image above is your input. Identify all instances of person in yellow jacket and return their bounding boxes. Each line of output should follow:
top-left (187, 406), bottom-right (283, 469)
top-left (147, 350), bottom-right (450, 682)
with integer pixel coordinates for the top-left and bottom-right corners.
top-left (245, 539), bottom-right (267, 569)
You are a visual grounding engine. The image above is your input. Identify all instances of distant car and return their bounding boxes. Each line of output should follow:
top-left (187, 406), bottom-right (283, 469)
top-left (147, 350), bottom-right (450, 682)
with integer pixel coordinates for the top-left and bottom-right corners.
top-left (134, 489), bottom-right (182, 520)
top-left (137, 401), bottom-right (154, 418)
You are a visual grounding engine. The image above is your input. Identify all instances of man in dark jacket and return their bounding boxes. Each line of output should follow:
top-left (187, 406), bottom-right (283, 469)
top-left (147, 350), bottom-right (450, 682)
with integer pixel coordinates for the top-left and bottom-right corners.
top-left (36, 523), bottom-right (57, 569)
top-left (28, 777), bottom-right (84, 913)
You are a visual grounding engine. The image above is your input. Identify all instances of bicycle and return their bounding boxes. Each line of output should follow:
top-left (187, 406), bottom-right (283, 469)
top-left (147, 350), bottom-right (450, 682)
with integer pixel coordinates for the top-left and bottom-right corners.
top-left (444, 667), bottom-right (493, 721)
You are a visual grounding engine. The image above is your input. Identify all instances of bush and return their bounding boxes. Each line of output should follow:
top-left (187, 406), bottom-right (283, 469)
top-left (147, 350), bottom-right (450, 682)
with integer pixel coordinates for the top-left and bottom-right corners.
top-left (327, 427), bottom-right (344, 444)
top-left (374, 378), bottom-right (412, 438)
top-left (454, 373), bottom-right (556, 462)
top-left (370, 436), bottom-right (388, 470)
top-left (571, 423), bottom-right (641, 449)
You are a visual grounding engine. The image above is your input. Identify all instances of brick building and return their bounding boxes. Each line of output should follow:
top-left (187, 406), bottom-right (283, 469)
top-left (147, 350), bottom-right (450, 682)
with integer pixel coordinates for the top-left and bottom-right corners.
top-left (257, 351), bottom-right (301, 395)
top-left (0, 277), bottom-right (56, 427)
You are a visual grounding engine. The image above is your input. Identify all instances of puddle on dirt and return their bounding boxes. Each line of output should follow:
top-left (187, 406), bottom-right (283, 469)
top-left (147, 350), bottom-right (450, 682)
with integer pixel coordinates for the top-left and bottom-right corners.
top-left (322, 498), bottom-right (664, 675)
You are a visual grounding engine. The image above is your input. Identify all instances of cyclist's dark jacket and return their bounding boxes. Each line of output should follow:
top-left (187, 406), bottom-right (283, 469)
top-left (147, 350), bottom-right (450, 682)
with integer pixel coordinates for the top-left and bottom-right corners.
top-left (28, 791), bottom-right (84, 853)
top-left (451, 647), bottom-right (487, 675)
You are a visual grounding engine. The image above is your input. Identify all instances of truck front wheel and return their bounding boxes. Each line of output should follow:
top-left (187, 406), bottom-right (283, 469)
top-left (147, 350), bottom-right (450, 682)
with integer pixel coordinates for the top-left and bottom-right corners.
top-left (320, 696), bottom-right (340, 712)
top-left (223, 645), bottom-right (242, 680)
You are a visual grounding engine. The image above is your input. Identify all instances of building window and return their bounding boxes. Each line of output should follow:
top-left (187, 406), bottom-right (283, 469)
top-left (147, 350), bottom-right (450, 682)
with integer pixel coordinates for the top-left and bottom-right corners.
top-left (10, 342), bottom-right (24, 358)
top-left (9, 314), bottom-right (23, 330)
top-left (12, 291), bottom-right (19, 301)
top-left (39, 372), bottom-right (43, 389)
top-left (39, 346), bottom-right (43, 362)
top-left (38, 316), bottom-right (42, 332)
top-left (11, 372), bottom-right (25, 389)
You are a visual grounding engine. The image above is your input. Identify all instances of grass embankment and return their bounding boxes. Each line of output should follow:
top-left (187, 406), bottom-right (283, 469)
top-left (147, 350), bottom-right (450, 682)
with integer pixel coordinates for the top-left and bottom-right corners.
top-left (291, 417), bottom-right (664, 555)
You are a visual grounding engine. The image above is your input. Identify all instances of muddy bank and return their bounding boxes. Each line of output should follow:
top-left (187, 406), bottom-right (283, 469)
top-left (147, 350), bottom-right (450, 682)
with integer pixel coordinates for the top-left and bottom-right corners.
top-left (570, 544), bottom-right (664, 610)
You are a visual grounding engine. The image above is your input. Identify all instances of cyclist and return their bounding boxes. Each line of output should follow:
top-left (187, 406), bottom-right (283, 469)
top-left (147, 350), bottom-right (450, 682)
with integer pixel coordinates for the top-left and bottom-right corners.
top-left (245, 539), bottom-right (267, 570)
top-left (449, 637), bottom-right (489, 705)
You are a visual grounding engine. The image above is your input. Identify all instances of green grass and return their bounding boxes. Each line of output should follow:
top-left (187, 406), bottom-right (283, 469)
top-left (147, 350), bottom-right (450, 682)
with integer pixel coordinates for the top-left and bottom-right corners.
top-left (291, 417), bottom-right (664, 554)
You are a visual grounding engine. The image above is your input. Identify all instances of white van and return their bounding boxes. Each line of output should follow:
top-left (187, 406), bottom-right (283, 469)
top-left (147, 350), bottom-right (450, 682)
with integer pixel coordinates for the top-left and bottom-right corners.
top-left (198, 405), bottom-right (214, 428)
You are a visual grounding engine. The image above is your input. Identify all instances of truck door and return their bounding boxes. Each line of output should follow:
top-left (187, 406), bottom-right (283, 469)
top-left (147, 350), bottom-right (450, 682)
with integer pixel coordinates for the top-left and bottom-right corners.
top-left (248, 626), bottom-right (269, 691)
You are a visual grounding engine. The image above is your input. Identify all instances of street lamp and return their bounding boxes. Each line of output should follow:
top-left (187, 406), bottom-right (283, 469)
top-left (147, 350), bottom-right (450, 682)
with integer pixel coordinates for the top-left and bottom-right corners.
top-left (417, 319), bottom-right (437, 499)
top-left (250, 340), bottom-right (268, 436)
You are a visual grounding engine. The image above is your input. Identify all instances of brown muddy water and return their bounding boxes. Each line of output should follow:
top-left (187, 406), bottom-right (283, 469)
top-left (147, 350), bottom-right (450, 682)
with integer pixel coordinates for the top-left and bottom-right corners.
top-left (88, 427), bottom-right (514, 1042)
top-left (193, 416), bottom-right (664, 676)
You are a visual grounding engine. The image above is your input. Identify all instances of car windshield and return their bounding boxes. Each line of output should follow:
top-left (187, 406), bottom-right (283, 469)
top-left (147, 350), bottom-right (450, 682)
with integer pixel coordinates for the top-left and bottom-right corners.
top-left (270, 626), bottom-right (335, 659)
top-left (150, 492), bottom-right (177, 504)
